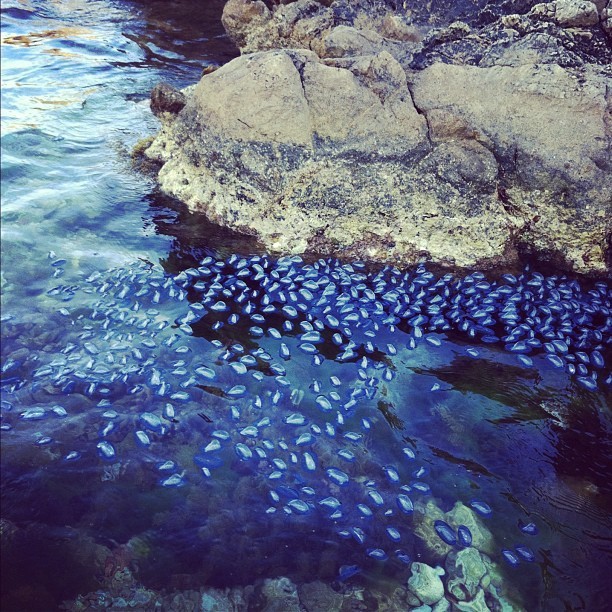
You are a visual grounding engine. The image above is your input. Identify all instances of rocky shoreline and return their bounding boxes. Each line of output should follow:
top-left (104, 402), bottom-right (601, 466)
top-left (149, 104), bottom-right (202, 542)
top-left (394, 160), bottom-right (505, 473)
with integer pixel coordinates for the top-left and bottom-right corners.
top-left (142, 0), bottom-right (611, 278)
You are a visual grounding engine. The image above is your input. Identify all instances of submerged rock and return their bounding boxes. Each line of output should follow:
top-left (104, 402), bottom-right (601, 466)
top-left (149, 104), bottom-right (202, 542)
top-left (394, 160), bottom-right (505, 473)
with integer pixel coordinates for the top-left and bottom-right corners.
top-left (413, 500), bottom-right (496, 558)
top-left (407, 562), bottom-right (446, 606)
top-left (260, 577), bottom-right (301, 612)
top-left (200, 588), bottom-right (246, 612)
top-left (445, 548), bottom-right (488, 601)
top-left (453, 588), bottom-right (490, 612)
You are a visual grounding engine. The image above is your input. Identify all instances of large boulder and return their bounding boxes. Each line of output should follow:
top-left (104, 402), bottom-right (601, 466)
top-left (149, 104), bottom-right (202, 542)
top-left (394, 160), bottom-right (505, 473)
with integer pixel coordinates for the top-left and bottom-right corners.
top-left (143, 0), bottom-right (612, 276)
top-left (145, 49), bottom-right (521, 269)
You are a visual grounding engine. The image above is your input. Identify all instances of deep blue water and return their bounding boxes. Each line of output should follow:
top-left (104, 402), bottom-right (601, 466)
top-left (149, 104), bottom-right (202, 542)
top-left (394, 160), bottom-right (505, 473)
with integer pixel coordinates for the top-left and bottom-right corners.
top-left (1, 2), bottom-right (611, 611)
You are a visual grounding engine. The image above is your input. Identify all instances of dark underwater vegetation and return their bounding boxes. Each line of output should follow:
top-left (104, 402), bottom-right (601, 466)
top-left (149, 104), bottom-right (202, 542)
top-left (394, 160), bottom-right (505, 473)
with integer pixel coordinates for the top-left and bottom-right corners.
top-left (1, 1), bottom-right (611, 611)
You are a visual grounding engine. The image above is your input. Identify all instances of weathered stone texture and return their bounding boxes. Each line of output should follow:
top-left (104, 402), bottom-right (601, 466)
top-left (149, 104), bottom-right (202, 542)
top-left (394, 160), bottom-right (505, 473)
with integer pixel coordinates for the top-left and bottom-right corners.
top-left (143, 0), bottom-right (612, 275)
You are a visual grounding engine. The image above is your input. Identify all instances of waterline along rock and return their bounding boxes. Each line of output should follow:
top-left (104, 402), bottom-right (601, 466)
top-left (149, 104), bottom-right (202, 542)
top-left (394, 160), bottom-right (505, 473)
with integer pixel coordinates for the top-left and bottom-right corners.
top-left (143, 0), bottom-right (611, 276)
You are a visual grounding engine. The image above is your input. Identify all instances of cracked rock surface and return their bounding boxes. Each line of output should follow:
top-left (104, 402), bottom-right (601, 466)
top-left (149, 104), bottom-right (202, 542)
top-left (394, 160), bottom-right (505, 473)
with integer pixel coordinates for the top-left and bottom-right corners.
top-left (144, 0), bottom-right (611, 275)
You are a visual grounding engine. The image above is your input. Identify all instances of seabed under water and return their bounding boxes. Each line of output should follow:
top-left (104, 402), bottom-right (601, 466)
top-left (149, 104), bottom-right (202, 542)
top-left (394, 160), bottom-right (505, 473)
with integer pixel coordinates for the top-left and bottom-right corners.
top-left (1, 251), bottom-right (611, 610)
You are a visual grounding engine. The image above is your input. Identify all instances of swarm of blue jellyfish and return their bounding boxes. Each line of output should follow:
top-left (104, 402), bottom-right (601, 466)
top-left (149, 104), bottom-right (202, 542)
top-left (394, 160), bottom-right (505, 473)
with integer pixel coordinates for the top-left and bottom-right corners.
top-left (0, 253), bottom-right (609, 575)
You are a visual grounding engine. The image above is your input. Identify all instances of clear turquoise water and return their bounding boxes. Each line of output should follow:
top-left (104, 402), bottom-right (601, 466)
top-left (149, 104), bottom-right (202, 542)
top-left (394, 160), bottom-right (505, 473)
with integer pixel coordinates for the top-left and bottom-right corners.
top-left (1, 2), bottom-right (611, 610)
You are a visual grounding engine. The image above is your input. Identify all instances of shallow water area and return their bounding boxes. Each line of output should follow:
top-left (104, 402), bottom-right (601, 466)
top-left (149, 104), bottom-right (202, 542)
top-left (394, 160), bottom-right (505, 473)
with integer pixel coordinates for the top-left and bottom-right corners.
top-left (1, 2), bottom-right (611, 612)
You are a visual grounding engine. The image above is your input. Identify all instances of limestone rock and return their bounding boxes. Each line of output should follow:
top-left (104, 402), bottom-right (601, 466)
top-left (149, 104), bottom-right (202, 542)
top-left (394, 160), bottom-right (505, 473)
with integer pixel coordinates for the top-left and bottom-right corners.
top-left (591, 0), bottom-right (608, 14)
top-left (446, 504), bottom-right (497, 556)
top-left (200, 588), bottom-right (246, 611)
top-left (193, 50), bottom-right (312, 147)
top-left (316, 25), bottom-right (383, 57)
top-left (367, 586), bottom-right (412, 611)
top-left (529, 0), bottom-right (600, 26)
top-left (407, 591), bottom-right (423, 607)
top-left (149, 50), bottom-right (508, 268)
top-left (280, 1), bottom-right (335, 51)
top-left (486, 583), bottom-right (523, 611)
top-left (418, 141), bottom-right (498, 191)
top-left (479, 32), bottom-right (585, 67)
top-left (143, 0), bottom-right (612, 277)
top-left (411, 61), bottom-right (611, 275)
top-left (146, 48), bottom-right (512, 269)
top-left (603, 2), bottom-right (612, 36)
top-left (452, 588), bottom-right (490, 611)
top-left (433, 598), bottom-right (451, 612)
top-left (221, 0), bottom-right (272, 51)
top-left (407, 563), bottom-right (445, 606)
top-left (221, 0), bottom-right (414, 63)
top-left (529, 2), bottom-right (561, 21)
top-left (445, 548), bottom-right (488, 601)
top-left (380, 14), bottom-right (423, 42)
top-left (222, 0), bottom-right (331, 54)
top-left (301, 51), bottom-right (426, 154)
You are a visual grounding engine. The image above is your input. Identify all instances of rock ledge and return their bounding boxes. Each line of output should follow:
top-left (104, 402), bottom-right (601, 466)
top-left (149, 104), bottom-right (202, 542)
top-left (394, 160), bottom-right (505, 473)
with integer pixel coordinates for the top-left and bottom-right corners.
top-left (144, 0), bottom-right (612, 276)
